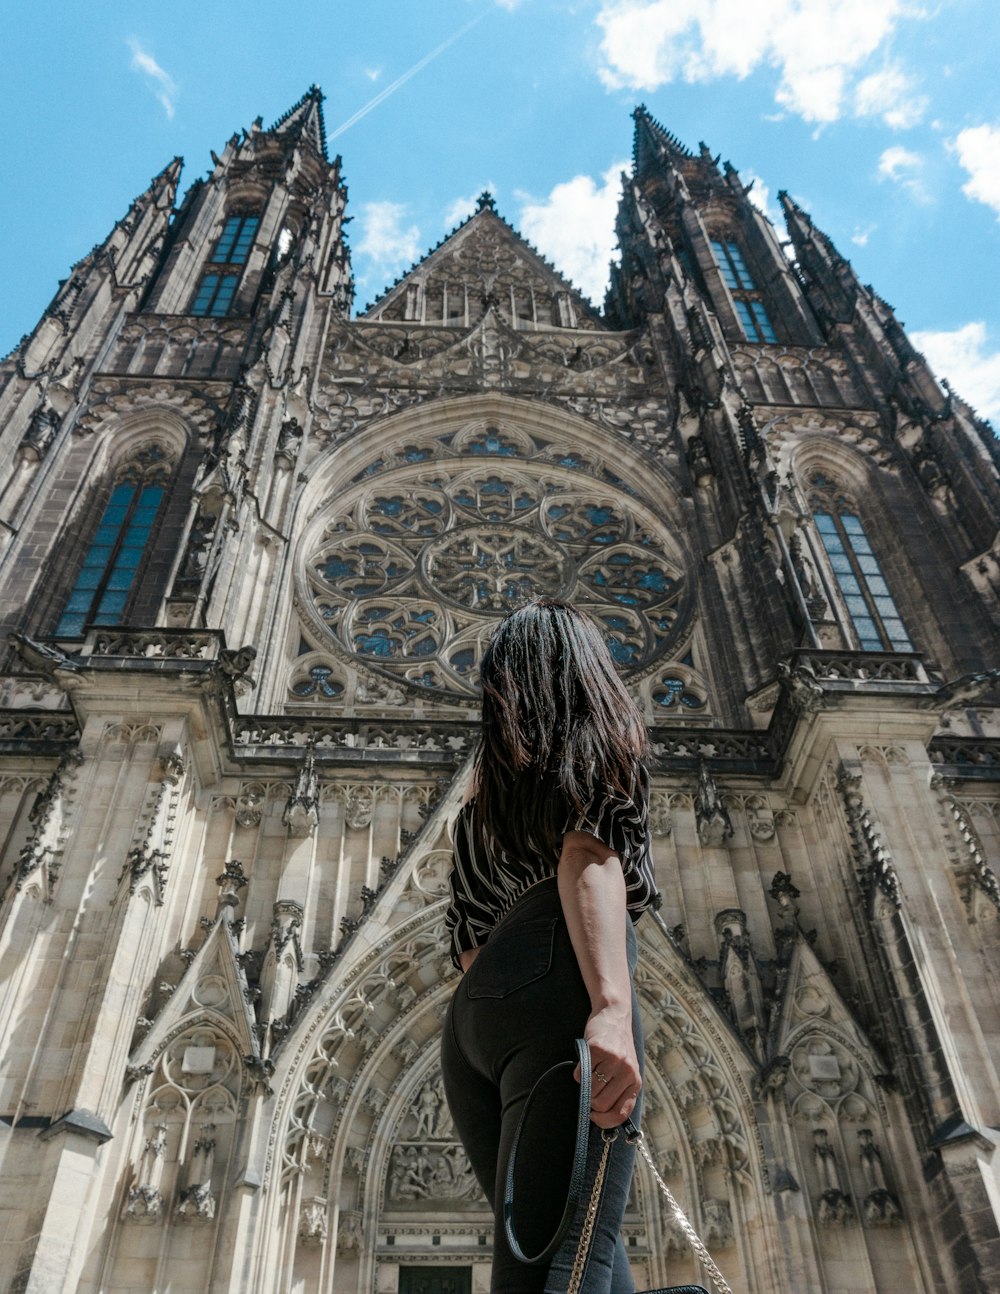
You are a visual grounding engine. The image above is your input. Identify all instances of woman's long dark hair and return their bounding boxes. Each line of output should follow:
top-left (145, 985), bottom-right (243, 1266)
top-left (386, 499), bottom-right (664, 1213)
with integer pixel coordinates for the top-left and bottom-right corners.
top-left (474, 599), bottom-right (649, 858)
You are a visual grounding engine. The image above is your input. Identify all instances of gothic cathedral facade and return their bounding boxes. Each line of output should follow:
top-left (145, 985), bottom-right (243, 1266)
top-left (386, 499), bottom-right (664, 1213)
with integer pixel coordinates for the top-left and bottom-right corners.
top-left (1, 90), bottom-right (999, 1293)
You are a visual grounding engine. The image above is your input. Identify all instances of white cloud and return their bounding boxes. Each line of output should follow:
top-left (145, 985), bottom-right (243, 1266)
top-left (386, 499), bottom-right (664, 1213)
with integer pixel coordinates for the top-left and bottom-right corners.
top-left (443, 186), bottom-right (497, 229)
top-left (517, 162), bottom-right (627, 304)
top-left (363, 66), bottom-right (381, 82)
top-left (853, 65), bottom-right (926, 128)
top-left (851, 224), bottom-right (875, 246)
top-left (595, 0), bottom-right (923, 125)
top-left (744, 170), bottom-right (778, 223)
top-left (878, 144), bottom-right (927, 199)
top-left (953, 124), bottom-right (1000, 219)
top-left (355, 202), bottom-right (422, 284)
top-left (127, 38), bottom-right (177, 120)
top-left (911, 322), bottom-right (1000, 423)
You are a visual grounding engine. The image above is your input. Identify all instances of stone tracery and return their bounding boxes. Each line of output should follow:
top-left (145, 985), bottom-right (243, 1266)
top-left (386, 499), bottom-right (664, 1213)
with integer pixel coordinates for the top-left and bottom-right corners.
top-left (300, 438), bottom-right (691, 696)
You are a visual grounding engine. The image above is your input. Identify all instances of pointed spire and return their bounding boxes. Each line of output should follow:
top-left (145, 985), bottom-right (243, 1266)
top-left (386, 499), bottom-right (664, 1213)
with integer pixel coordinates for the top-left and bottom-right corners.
top-left (631, 104), bottom-right (693, 174)
top-left (269, 84), bottom-right (327, 159)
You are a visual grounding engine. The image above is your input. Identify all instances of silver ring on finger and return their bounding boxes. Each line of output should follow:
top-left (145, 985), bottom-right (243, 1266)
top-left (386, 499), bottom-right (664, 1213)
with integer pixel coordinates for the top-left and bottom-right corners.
top-left (595, 1070), bottom-right (611, 1085)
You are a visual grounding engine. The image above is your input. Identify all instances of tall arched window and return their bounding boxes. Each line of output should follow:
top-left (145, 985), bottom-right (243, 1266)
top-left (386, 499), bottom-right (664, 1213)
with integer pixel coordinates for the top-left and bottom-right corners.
top-left (190, 212), bottom-right (260, 317)
top-left (709, 238), bottom-right (777, 343)
top-left (54, 446), bottom-right (173, 638)
top-left (809, 474), bottom-right (912, 652)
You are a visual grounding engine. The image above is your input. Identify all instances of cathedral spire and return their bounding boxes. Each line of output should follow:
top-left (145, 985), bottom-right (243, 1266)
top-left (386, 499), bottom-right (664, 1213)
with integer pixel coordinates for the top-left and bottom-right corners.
top-left (779, 189), bottom-right (861, 325)
top-left (631, 104), bottom-right (693, 175)
top-left (268, 84), bottom-right (328, 159)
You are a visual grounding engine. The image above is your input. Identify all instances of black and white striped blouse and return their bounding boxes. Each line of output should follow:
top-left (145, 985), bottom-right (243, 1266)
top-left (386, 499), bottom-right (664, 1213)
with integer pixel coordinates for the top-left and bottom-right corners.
top-left (445, 765), bottom-right (658, 968)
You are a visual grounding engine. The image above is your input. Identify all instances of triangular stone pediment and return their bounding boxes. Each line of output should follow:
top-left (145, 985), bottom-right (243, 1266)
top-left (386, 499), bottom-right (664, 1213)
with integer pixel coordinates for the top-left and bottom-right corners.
top-left (129, 915), bottom-right (261, 1073)
top-left (771, 937), bottom-right (886, 1074)
top-left (363, 203), bottom-right (604, 331)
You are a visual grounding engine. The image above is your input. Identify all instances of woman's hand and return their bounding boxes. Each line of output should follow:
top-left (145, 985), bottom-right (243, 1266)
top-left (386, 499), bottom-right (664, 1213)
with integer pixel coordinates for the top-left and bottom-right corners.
top-left (582, 1003), bottom-right (641, 1128)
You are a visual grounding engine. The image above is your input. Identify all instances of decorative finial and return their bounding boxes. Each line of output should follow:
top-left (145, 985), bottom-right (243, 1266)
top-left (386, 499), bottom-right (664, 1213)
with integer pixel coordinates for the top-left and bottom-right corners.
top-left (476, 191), bottom-right (496, 212)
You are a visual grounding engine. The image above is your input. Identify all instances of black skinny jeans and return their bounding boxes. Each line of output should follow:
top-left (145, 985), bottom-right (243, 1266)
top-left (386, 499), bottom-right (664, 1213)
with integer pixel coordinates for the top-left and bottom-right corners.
top-left (442, 877), bottom-right (643, 1294)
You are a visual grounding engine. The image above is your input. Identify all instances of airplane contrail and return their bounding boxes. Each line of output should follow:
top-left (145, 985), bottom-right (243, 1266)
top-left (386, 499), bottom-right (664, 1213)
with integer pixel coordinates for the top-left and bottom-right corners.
top-left (328, 11), bottom-right (488, 141)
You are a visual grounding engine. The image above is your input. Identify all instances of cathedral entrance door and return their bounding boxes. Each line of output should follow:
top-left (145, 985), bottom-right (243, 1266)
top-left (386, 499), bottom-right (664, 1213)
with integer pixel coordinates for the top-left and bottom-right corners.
top-left (398, 1265), bottom-right (472, 1294)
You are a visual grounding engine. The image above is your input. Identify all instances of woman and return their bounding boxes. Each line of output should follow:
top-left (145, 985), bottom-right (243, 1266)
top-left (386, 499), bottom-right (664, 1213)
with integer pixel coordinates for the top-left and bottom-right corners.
top-left (442, 599), bottom-right (658, 1293)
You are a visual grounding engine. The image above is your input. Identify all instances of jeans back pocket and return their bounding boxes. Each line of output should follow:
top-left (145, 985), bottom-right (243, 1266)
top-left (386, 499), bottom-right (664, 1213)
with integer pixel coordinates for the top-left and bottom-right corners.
top-left (466, 916), bottom-right (557, 999)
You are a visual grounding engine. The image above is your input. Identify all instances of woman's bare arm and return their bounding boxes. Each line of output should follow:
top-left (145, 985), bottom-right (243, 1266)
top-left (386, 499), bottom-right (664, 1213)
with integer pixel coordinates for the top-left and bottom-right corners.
top-left (458, 947), bottom-right (481, 973)
top-left (558, 830), bottom-right (641, 1128)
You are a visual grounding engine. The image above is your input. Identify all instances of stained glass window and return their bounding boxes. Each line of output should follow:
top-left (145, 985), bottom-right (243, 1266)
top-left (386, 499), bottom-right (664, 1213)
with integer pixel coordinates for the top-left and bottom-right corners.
top-left (303, 464), bottom-right (689, 697)
top-left (710, 239), bottom-right (777, 343)
top-left (55, 451), bottom-right (171, 637)
top-left (191, 212), bottom-right (260, 316)
top-left (814, 510), bottom-right (912, 651)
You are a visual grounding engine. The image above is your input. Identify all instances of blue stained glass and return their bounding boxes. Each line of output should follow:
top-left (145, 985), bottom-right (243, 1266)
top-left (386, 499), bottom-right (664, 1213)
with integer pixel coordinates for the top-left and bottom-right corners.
top-left (734, 300), bottom-right (757, 340)
top-left (293, 665), bottom-right (344, 698)
top-left (586, 506), bottom-right (614, 525)
top-left (455, 491), bottom-right (475, 506)
top-left (374, 497), bottom-right (404, 516)
top-left (845, 596), bottom-right (868, 616)
top-left (411, 637), bottom-right (436, 656)
top-left (593, 532), bottom-right (616, 545)
top-left (638, 570), bottom-right (669, 593)
top-left (558, 455), bottom-right (586, 469)
top-left (404, 447), bottom-right (431, 462)
top-left (830, 554), bottom-right (852, 574)
top-left (656, 678), bottom-right (684, 706)
top-left (815, 514), bottom-right (837, 533)
top-left (603, 616), bottom-right (631, 631)
top-left (841, 515), bottom-right (864, 534)
top-left (320, 557), bottom-right (358, 581)
top-left (751, 301), bottom-right (777, 343)
top-left (84, 546), bottom-right (114, 568)
top-left (355, 631), bottom-right (396, 657)
top-left (481, 480), bottom-right (508, 496)
top-left (606, 637), bottom-right (639, 665)
top-left (57, 615), bottom-right (85, 637)
top-left (98, 591), bottom-right (128, 615)
top-left (450, 649), bottom-right (475, 673)
top-left (866, 576), bottom-right (889, 596)
top-left (614, 593), bottom-right (640, 607)
top-left (66, 591), bottom-right (95, 612)
top-left (411, 609), bottom-right (436, 624)
top-left (105, 570), bottom-right (136, 591)
top-left (681, 692), bottom-right (705, 709)
top-left (839, 576), bottom-right (861, 595)
top-left (856, 555), bottom-right (880, 575)
top-left (74, 571), bottom-right (102, 592)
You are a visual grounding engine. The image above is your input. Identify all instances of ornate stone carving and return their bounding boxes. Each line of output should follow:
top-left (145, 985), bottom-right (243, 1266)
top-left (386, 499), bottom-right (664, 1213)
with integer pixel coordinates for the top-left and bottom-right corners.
top-left (301, 456), bottom-right (689, 697)
top-left (283, 748), bottom-right (319, 836)
top-left (858, 1128), bottom-right (902, 1225)
top-left (299, 1196), bottom-right (328, 1244)
top-left (344, 785), bottom-right (375, 830)
top-left (813, 1129), bottom-right (854, 1225)
top-left (694, 762), bottom-right (733, 846)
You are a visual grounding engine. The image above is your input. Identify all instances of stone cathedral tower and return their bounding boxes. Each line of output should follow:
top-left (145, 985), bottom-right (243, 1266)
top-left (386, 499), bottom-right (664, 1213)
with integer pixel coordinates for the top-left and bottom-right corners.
top-left (0, 89), bottom-right (998, 1293)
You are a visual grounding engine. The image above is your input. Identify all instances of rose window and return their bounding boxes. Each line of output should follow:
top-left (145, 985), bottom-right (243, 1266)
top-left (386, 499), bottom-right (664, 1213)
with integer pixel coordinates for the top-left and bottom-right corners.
top-left (301, 464), bottom-right (690, 696)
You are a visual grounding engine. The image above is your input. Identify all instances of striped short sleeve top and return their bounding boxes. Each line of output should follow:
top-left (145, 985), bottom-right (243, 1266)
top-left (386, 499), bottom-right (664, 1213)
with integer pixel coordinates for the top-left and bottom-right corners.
top-left (445, 765), bottom-right (658, 968)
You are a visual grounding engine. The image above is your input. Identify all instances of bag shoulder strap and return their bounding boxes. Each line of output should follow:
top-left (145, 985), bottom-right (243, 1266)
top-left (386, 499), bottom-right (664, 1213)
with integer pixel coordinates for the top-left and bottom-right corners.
top-left (503, 1037), bottom-right (591, 1265)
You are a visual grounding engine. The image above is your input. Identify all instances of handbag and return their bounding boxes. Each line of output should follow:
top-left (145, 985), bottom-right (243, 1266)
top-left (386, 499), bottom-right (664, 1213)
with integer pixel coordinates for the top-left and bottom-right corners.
top-left (504, 1037), bottom-right (735, 1294)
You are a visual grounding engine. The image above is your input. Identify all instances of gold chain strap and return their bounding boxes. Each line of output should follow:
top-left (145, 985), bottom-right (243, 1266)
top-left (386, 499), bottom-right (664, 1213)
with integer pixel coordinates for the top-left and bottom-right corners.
top-left (566, 1126), bottom-right (736, 1294)
top-left (630, 1129), bottom-right (736, 1294)
top-left (566, 1129), bottom-right (616, 1294)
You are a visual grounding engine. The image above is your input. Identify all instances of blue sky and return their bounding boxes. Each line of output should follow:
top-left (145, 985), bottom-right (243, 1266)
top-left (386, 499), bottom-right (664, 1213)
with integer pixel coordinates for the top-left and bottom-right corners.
top-left (3, 0), bottom-right (999, 422)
